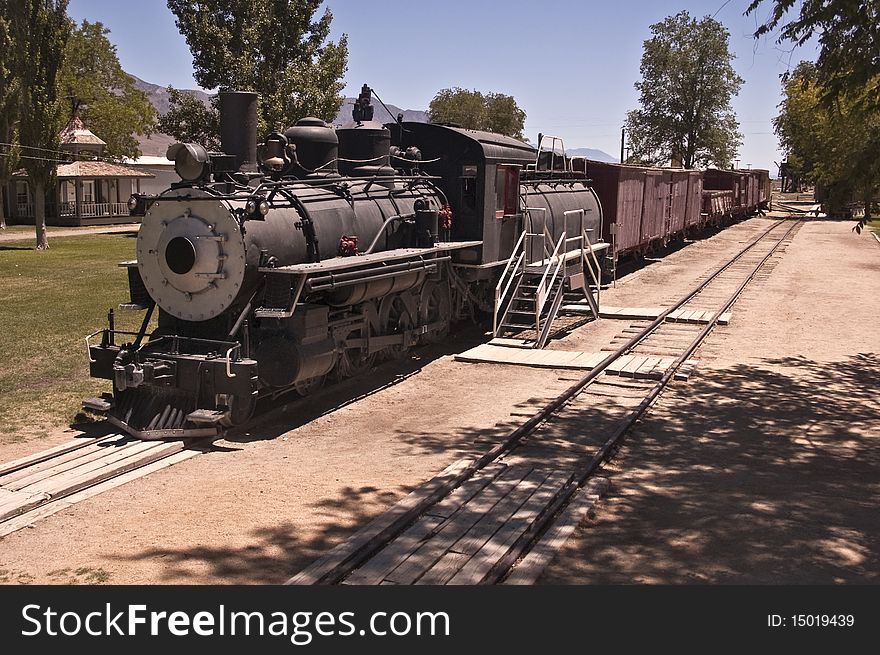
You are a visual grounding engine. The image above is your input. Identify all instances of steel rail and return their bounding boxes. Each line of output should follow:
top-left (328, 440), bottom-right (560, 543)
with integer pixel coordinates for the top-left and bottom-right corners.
top-left (486, 218), bottom-right (804, 583)
top-left (305, 218), bottom-right (798, 584)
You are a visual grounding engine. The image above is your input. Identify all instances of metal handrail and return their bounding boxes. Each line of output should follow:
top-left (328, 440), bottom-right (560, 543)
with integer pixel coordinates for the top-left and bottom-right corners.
top-left (535, 134), bottom-right (569, 173)
top-left (542, 224), bottom-right (555, 261)
top-left (85, 329), bottom-right (104, 363)
top-left (582, 228), bottom-right (603, 289)
top-left (535, 231), bottom-right (566, 328)
top-left (494, 229), bottom-right (529, 335)
top-left (364, 212), bottom-right (414, 254)
top-left (225, 344), bottom-right (241, 378)
top-left (523, 207), bottom-right (546, 265)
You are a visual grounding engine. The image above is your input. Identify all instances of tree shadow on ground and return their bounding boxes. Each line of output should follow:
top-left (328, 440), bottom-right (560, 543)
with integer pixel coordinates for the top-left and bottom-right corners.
top-left (108, 352), bottom-right (879, 585)
top-left (107, 483), bottom-right (416, 584)
top-left (542, 353), bottom-right (880, 584)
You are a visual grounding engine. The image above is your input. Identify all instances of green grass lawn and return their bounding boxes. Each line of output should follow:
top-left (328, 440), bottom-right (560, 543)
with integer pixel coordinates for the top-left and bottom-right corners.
top-left (867, 218), bottom-right (880, 234)
top-left (0, 233), bottom-right (150, 442)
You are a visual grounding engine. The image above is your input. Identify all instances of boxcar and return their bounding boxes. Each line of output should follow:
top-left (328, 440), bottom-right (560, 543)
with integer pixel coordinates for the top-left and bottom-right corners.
top-left (577, 160), bottom-right (645, 255)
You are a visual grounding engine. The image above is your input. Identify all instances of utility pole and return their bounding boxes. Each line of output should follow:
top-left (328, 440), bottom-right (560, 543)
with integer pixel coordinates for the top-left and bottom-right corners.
top-left (620, 127), bottom-right (625, 164)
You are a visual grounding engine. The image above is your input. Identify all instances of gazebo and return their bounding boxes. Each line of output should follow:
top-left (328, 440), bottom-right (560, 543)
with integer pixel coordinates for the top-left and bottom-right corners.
top-left (6, 114), bottom-right (154, 226)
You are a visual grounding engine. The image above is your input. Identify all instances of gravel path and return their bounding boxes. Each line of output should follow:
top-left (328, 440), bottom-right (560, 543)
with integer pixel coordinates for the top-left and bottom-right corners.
top-left (0, 225), bottom-right (137, 243)
top-left (540, 218), bottom-right (880, 584)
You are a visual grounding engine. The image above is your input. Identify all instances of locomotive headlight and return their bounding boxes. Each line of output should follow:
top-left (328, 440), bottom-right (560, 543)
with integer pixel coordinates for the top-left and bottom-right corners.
top-left (259, 200), bottom-right (269, 216)
top-left (167, 142), bottom-right (210, 182)
top-left (245, 199), bottom-right (257, 214)
top-left (127, 195), bottom-right (139, 212)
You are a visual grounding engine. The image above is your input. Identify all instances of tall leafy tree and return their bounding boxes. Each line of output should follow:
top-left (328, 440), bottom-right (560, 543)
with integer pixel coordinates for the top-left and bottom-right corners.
top-left (58, 20), bottom-right (156, 161)
top-left (624, 11), bottom-right (743, 168)
top-left (0, 0), bottom-right (18, 229)
top-left (10, 0), bottom-right (71, 250)
top-left (747, 0), bottom-right (880, 109)
top-left (166, 0), bottom-right (348, 138)
top-left (775, 61), bottom-right (880, 221)
top-left (156, 87), bottom-right (221, 150)
top-left (427, 88), bottom-right (527, 139)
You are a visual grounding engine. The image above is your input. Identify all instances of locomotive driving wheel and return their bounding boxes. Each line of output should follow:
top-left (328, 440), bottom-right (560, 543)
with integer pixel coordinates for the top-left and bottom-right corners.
top-left (335, 326), bottom-right (377, 380)
top-left (418, 281), bottom-right (451, 344)
top-left (378, 293), bottom-right (413, 359)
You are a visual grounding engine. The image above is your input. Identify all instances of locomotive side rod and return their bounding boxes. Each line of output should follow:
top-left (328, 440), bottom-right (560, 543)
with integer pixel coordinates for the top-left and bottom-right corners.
top-left (291, 219), bottom-right (797, 585)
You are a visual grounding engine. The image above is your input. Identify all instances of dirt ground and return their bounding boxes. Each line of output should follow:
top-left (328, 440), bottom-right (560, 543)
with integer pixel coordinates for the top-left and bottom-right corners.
top-left (541, 217), bottom-right (880, 584)
top-left (0, 216), bottom-right (877, 585)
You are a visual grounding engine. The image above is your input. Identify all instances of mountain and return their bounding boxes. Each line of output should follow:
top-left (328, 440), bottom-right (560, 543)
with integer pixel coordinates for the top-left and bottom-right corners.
top-left (130, 75), bottom-right (613, 162)
top-left (131, 74), bottom-right (212, 156)
top-left (566, 147), bottom-right (618, 163)
top-left (131, 74), bottom-right (212, 115)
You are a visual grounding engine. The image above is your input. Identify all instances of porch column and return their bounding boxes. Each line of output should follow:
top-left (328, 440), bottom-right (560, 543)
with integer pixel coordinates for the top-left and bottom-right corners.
top-left (74, 178), bottom-right (82, 226)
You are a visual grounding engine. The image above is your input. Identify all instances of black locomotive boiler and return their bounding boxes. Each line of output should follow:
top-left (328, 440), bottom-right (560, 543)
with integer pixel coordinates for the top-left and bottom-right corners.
top-left (84, 85), bottom-right (605, 439)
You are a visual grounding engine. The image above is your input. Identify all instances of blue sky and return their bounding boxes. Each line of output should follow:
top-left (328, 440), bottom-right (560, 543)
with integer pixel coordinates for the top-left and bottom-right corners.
top-left (67, 0), bottom-right (819, 172)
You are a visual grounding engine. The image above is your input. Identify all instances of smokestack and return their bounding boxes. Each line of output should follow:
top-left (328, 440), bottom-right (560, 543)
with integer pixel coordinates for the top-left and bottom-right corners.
top-left (219, 91), bottom-right (258, 172)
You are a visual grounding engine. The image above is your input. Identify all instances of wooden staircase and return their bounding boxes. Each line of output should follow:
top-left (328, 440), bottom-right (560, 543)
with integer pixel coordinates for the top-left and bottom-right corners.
top-left (493, 214), bottom-right (602, 349)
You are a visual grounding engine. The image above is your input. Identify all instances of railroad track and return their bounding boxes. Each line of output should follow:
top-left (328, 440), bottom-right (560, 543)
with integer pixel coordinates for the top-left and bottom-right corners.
top-left (289, 217), bottom-right (804, 585)
top-left (0, 433), bottom-right (211, 536)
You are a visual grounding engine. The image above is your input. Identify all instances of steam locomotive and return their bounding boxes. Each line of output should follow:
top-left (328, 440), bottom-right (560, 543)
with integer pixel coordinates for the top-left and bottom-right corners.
top-left (83, 85), bottom-right (606, 438)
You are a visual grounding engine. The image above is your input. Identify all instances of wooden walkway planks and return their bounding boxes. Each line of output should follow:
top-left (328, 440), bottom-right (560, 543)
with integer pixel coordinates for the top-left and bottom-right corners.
top-left (455, 344), bottom-right (698, 381)
top-left (380, 466), bottom-right (536, 585)
top-left (0, 436), bottom-right (105, 477)
top-left (0, 437), bottom-right (205, 526)
top-left (339, 465), bottom-right (573, 586)
top-left (287, 458), bottom-right (474, 585)
top-left (445, 470), bottom-right (572, 585)
top-left (0, 448), bottom-right (201, 537)
top-left (563, 304), bottom-right (732, 325)
top-left (502, 477), bottom-right (610, 585)
top-left (455, 345), bottom-right (604, 370)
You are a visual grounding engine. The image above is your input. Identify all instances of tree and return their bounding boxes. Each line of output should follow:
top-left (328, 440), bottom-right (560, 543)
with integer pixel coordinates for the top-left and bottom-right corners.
top-left (747, 0), bottom-right (880, 110)
top-left (0, 1), bottom-right (18, 229)
top-left (157, 87), bottom-right (221, 150)
top-left (624, 11), bottom-right (743, 168)
top-left (166, 0), bottom-right (348, 136)
top-left (10, 0), bottom-right (71, 250)
top-left (775, 61), bottom-right (880, 220)
top-left (58, 20), bottom-right (156, 161)
top-left (427, 88), bottom-right (527, 139)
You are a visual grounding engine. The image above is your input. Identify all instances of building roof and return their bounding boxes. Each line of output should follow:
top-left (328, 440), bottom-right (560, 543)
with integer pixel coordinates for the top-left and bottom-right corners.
top-left (56, 161), bottom-right (154, 178)
top-left (59, 115), bottom-right (106, 147)
top-left (122, 155), bottom-right (175, 167)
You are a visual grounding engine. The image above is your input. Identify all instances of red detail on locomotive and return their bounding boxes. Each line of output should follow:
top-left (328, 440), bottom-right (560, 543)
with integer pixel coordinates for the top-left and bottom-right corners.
top-left (439, 204), bottom-right (453, 230)
top-left (337, 235), bottom-right (361, 257)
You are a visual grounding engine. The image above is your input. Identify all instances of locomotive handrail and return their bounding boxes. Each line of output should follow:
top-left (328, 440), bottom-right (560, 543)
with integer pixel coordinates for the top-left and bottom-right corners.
top-left (225, 345), bottom-right (241, 379)
top-left (85, 329), bottom-right (142, 363)
top-left (85, 329), bottom-right (105, 363)
top-left (364, 212), bottom-right (415, 254)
